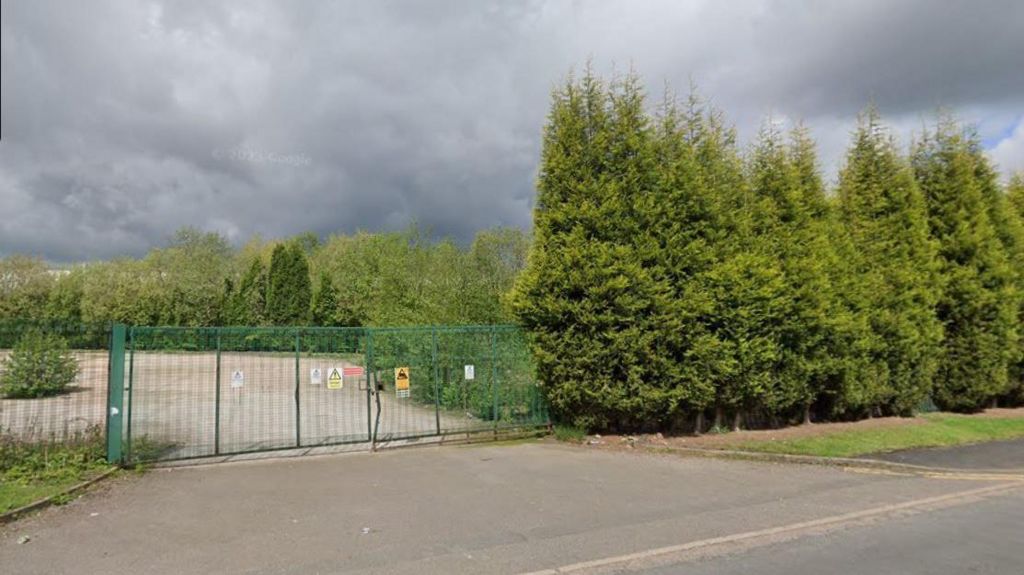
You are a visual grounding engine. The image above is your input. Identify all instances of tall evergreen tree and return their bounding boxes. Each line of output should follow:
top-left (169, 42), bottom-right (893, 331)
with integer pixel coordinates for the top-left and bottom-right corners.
top-left (744, 122), bottom-right (847, 424)
top-left (836, 109), bottom-right (942, 416)
top-left (310, 271), bottom-right (339, 326)
top-left (912, 119), bottom-right (1018, 411)
top-left (512, 70), bottom-right (678, 431)
top-left (266, 243), bottom-right (312, 325)
top-left (701, 116), bottom-right (789, 430)
top-left (1006, 173), bottom-right (1024, 219)
top-left (227, 257), bottom-right (268, 325)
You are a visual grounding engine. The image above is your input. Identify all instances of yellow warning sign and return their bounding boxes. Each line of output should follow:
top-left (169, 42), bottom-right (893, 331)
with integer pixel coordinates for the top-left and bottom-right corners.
top-left (395, 367), bottom-right (410, 397)
top-left (327, 367), bottom-right (343, 390)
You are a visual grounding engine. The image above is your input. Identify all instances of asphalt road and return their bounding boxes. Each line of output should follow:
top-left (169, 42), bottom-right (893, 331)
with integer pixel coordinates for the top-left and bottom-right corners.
top-left (2, 442), bottom-right (1022, 574)
top-left (641, 487), bottom-right (1024, 575)
top-left (865, 437), bottom-right (1024, 470)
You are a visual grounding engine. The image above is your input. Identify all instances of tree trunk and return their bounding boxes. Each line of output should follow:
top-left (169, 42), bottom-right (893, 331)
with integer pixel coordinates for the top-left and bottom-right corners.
top-left (991, 397), bottom-right (999, 409)
top-left (713, 406), bottom-right (724, 430)
top-left (803, 404), bottom-right (812, 426)
top-left (732, 411), bottom-right (742, 432)
top-left (694, 411), bottom-right (705, 436)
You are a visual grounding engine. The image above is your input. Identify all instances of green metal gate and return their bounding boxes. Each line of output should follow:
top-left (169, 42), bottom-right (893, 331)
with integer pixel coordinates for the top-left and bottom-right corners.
top-left (108, 325), bottom-right (547, 463)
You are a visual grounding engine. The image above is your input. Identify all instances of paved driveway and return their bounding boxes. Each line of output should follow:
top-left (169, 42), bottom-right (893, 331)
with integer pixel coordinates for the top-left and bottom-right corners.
top-left (864, 437), bottom-right (1024, 470)
top-left (2, 442), bottom-right (1021, 574)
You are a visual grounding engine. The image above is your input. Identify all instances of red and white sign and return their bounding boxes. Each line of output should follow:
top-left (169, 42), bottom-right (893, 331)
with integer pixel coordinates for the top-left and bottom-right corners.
top-left (343, 366), bottom-right (365, 376)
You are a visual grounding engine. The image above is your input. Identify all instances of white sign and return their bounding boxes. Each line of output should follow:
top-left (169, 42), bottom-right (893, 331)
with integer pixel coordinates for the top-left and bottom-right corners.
top-left (310, 368), bottom-right (323, 385)
top-left (231, 370), bottom-right (244, 388)
top-left (464, 365), bottom-right (475, 380)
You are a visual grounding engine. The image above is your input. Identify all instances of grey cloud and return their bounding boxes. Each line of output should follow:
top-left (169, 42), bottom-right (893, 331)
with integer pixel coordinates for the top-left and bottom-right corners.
top-left (1, 0), bottom-right (1022, 261)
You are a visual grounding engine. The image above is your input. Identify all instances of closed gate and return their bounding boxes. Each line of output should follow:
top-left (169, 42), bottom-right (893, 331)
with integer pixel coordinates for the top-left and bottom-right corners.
top-left (115, 325), bottom-right (548, 463)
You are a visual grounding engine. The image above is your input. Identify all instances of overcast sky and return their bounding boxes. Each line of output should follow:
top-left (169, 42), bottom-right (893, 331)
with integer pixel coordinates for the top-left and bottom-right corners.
top-left (2, 0), bottom-right (1023, 262)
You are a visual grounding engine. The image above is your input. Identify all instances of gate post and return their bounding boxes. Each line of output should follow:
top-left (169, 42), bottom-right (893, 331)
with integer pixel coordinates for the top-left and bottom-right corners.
top-left (106, 323), bottom-right (127, 464)
top-left (433, 328), bottom-right (441, 436)
top-left (491, 326), bottom-right (498, 436)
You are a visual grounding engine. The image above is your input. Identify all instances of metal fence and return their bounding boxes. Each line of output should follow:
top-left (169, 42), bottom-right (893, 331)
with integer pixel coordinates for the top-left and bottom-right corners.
top-left (0, 321), bottom-right (111, 445)
top-left (118, 324), bottom-right (548, 463)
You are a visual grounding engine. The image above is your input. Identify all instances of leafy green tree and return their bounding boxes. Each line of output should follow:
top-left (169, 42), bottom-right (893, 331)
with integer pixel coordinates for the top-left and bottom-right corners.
top-left (45, 268), bottom-right (85, 322)
top-left (151, 228), bottom-right (232, 326)
top-left (836, 109), bottom-right (942, 416)
top-left (0, 256), bottom-right (54, 320)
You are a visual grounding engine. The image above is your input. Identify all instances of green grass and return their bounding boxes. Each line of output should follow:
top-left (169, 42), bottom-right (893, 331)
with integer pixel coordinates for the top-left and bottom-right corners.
top-left (1, 428), bottom-right (114, 514)
top-left (552, 424), bottom-right (586, 443)
top-left (736, 413), bottom-right (1024, 458)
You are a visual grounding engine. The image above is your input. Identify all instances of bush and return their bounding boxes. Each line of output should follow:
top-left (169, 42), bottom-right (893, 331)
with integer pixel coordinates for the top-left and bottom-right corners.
top-left (1, 330), bottom-right (79, 398)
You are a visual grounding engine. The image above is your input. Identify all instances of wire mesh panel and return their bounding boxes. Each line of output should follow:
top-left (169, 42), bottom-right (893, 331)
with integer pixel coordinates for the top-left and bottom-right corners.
top-left (121, 324), bottom-right (547, 463)
top-left (433, 327), bottom-right (498, 434)
top-left (368, 326), bottom-right (549, 440)
top-left (298, 328), bottom-right (370, 447)
top-left (127, 328), bottom-right (219, 461)
top-left (370, 328), bottom-right (443, 440)
top-left (0, 322), bottom-right (110, 444)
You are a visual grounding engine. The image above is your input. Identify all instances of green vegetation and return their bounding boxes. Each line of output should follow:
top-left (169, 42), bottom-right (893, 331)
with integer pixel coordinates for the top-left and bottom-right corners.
top-left (912, 119), bottom-right (1020, 411)
top-left (1, 225), bottom-right (528, 329)
top-left (736, 414), bottom-right (1024, 458)
top-left (1, 330), bottom-right (79, 398)
top-left (3, 67), bottom-right (1024, 436)
top-left (553, 424), bottom-right (586, 443)
top-left (0, 427), bottom-right (111, 513)
top-left (513, 69), bottom-right (1024, 432)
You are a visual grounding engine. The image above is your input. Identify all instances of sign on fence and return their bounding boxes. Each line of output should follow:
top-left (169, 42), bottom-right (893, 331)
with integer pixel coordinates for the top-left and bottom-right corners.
top-left (395, 367), bottom-right (410, 398)
top-left (464, 364), bottom-right (475, 380)
top-left (327, 367), bottom-right (343, 390)
top-left (310, 367), bottom-right (323, 385)
top-left (231, 370), bottom-right (244, 388)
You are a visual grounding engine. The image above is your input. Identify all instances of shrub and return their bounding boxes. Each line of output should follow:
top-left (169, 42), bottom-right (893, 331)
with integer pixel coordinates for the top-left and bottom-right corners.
top-left (1, 330), bottom-right (79, 398)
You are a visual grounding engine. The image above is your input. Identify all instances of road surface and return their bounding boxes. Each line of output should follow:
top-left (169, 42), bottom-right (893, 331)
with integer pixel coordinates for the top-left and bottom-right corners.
top-left (2, 441), bottom-right (1021, 574)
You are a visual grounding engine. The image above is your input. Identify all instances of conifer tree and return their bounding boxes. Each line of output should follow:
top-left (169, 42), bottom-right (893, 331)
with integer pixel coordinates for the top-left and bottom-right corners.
top-left (744, 122), bottom-right (846, 424)
top-left (310, 271), bottom-right (339, 326)
top-left (1005, 173), bottom-right (1024, 405)
top-left (836, 109), bottom-right (942, 416)
top-left (512, 70), bottom-right (677, 431)
top-left (912, 119), bottom-right (1018, 411)
top-left (1006, 173), bottom-right (1024, 219)
top-left (227, 257), bottom-right (268, 325)
top-left (266, 243), bottom-right (312, 325)
top-left (702, 117), bottom-right (789, 430)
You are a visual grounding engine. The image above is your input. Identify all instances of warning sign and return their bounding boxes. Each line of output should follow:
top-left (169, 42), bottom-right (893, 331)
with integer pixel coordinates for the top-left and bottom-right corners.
top-left (310, 367), bottom-right (323, 385)
top-left (231, 370), bottom-right (244, 389)
top-left (464, 364), bottom-right (475, 380)
top-left (395, 367), bottom-right (410, 398)
top-left (327, 367), bottom-right (343, 390)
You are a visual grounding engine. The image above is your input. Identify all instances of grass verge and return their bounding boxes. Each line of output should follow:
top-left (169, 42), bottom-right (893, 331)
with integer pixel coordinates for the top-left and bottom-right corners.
top-left (736, 413), bottom-right (1024, 458)
top-left (1, 427), bottom-right (114, 514)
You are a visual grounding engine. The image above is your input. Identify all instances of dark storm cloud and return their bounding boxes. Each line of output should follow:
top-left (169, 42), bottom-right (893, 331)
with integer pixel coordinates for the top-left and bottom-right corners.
top-left (2, 0), bottom-right (1022, 261)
